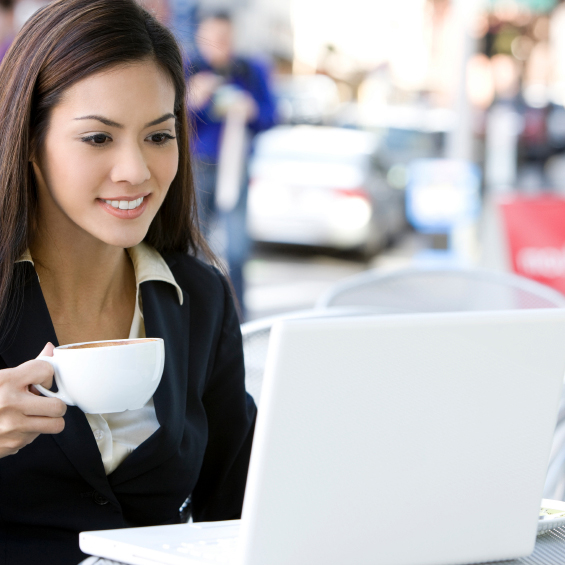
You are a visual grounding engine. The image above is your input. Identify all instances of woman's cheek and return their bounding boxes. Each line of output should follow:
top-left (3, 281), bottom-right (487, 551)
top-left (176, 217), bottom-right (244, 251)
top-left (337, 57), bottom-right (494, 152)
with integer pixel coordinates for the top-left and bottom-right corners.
top-left (156, 150), bottom-right (179, 194)
top-left (51, 150), bottom-right (106, 201)
top-left (165, 145), bottom-right (179, 180)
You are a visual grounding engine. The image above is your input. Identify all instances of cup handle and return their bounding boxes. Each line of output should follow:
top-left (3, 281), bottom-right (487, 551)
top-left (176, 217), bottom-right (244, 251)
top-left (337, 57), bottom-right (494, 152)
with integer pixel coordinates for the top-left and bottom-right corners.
top-left (34, 356), bottom-right (75, 406)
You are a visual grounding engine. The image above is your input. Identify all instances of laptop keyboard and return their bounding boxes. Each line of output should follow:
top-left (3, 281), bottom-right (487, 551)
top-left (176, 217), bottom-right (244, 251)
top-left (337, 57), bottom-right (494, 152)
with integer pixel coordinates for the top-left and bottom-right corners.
top-left (80, 559), bottom-right (126, 565)
top-left (168, 537), bottom-right (238, 562)
top-left (81, 537), bottom-right (238, 564)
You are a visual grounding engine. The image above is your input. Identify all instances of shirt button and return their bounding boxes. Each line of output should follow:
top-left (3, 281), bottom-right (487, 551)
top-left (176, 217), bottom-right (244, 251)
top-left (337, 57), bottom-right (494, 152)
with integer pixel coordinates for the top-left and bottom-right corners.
top-left (93, 492), bottom-right (109, 505)
top-left (93, 429), bottom-right (104, 441)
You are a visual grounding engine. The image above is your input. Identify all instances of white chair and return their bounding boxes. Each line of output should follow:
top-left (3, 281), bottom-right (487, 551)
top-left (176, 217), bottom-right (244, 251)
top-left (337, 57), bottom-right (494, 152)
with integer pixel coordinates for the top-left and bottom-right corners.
top-left (316, 266), bottom-right (565, 312)
top-left (316, 266), bottom-right (565, 500)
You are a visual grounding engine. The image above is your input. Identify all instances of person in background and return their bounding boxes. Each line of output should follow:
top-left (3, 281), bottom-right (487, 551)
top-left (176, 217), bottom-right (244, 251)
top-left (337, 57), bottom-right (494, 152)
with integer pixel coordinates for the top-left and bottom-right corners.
top-left (188, 11), bottom-right (277, 319)
top-left (0, 0), bottom-right (16, 62)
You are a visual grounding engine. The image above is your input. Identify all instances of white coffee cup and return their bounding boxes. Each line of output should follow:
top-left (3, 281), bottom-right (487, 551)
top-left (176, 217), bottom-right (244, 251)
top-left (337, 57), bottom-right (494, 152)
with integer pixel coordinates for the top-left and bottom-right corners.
top-left (34, 338), bottom-right (165, 414)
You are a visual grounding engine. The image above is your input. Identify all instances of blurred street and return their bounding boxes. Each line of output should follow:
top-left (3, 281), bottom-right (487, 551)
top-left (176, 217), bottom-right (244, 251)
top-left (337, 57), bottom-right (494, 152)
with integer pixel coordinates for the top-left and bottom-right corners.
top-left (245, 234), bottom-right (426, 320)
top-left (174, 0), bottom-right (565, 319)
top-left (10, 0), bottom-right (565, 316)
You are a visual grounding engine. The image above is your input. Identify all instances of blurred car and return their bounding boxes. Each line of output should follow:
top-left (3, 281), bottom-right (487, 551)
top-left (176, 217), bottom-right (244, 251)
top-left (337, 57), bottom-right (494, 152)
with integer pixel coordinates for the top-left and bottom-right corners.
top-left (273, 74), bottom-right (341, 126)
top-left (361, 106), bottom-right (454, 189)
top-left (246, 125), bottom-right (406, 256)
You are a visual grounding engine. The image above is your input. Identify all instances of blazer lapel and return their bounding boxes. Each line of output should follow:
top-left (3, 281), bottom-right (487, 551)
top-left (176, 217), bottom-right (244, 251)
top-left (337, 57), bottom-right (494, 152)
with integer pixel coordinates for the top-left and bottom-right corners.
top-left (109, 278), bottom-right (190, 486)
top-left (0, 264), bottom-right (117, 505)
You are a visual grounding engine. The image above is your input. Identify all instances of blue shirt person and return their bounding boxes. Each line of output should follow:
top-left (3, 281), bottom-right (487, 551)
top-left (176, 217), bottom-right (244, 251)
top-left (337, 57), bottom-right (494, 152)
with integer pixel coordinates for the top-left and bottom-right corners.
top-left (187, 11), bottom-right (277, 316)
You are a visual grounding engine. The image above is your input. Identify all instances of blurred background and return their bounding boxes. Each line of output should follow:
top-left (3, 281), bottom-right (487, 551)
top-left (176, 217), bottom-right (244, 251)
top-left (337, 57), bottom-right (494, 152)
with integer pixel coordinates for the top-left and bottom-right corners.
top-left (7, 0), bottom-right (565, 320)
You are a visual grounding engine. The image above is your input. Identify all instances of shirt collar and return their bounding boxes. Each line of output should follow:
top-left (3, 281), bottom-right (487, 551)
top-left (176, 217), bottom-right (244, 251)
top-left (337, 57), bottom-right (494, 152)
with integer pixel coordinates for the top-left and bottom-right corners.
top-left (16, 249), bottom-right (34, 265)
top-left (127, 242), bottom-right (183, 305)
top-left (15, 242), bottom-right (183, 305)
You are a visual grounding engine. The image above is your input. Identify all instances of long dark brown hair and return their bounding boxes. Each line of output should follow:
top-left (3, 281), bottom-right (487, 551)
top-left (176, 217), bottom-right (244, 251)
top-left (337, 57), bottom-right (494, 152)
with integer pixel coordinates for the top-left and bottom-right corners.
top-left (0, 0), bottom-right (214, 339)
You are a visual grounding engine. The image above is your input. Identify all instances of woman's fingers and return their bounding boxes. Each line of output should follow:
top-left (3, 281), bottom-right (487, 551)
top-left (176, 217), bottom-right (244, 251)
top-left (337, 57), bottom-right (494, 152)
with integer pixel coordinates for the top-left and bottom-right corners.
top-left (0, 410), bottom-right (64, 436)
top-left (14, 359), bottom-right (54, 389)
top-left (0, 351), bottom-right (66, 458)
top-left (11, 343), bottom-right (56, 389)
top-left (20, 394), bottom-right (66, 418)
top-left (0, 431), bottom-right (39, 455)
top-left (15, 414), bottom-right (66, 435)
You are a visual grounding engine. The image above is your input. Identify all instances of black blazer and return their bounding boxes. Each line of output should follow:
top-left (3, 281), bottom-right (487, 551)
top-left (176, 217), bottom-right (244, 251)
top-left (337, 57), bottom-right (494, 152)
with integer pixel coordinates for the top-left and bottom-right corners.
top-left (0, 252), bottom-right (257, 565)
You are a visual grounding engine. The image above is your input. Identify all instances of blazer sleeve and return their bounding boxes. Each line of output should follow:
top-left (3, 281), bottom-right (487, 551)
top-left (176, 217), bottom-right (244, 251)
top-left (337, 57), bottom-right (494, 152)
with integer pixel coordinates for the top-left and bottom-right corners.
top-left (190, 274), bottom-right (257, 521)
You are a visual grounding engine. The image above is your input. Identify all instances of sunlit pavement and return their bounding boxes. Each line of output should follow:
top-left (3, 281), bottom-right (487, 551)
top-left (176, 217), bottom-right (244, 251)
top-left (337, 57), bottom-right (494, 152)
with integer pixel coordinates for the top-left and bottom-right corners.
top-left (243, 232), bottom-right (427, 321)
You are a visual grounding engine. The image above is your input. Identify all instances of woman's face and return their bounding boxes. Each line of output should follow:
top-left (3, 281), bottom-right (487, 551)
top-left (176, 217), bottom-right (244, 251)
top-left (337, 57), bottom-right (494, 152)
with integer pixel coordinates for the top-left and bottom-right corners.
top-left (32, 59), bottom-right (178, 250)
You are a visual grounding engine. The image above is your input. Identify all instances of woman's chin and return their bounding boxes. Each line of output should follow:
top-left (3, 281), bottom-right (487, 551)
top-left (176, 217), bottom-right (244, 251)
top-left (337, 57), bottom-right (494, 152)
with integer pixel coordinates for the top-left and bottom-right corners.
top-left (93, 228), bottom-right (150, 250)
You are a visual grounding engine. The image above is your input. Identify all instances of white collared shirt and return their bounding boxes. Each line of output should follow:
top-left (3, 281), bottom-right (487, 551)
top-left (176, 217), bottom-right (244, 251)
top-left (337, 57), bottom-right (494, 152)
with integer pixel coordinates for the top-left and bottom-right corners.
top-left (17, 243), bottom-right (183, 475)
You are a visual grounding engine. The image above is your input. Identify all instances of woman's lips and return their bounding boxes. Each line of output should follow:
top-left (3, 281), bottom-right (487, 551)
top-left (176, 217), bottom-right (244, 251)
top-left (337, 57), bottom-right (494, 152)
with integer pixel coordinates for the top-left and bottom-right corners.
top-left (97, 195), bottom-right (149, 219)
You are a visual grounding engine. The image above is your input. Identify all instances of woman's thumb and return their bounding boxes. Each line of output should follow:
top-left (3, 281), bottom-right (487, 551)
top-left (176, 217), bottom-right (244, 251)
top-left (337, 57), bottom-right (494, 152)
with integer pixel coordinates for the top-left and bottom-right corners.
top-left (37, 342), bottom-right (55, 358)
top-left (29, 343), bottom-right (55, 395)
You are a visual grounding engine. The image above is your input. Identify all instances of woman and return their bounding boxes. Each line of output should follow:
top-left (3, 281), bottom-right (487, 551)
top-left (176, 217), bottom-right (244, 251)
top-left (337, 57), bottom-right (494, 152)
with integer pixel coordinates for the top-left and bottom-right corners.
top-left (0, 1), bottom-right (256, 563)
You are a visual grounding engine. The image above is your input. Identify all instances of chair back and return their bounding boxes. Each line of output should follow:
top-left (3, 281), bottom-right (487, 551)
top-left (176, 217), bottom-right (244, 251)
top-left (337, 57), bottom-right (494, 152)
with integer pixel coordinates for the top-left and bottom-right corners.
top-left (316, 267), bottom-right (565, 312)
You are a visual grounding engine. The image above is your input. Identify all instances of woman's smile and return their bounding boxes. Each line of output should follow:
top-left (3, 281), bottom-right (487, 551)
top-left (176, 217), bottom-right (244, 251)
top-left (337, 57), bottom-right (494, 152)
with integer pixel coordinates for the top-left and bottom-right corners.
top-left (97, 193), bottom-right (150, 219)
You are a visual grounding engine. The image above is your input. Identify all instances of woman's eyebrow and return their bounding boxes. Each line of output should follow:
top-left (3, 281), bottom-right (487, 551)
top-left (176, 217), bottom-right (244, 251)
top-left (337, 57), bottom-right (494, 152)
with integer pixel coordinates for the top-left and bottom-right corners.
top-left (74, 113), bottom-right (176, 128)
top-left (144, 113), bottom-right (176, 127)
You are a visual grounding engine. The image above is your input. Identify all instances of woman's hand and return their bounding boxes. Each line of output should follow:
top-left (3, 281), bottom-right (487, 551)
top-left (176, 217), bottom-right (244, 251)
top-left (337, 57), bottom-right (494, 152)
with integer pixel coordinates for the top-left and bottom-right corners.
top-left (0, 343), bottom-right (67, 458)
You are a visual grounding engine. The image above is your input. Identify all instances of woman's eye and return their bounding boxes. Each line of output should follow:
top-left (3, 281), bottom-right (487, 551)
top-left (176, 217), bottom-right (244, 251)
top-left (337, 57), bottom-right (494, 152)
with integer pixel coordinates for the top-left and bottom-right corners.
top-left (82, 133), bottom-right (111, 146)
top-left (80, 132), bottom-right (175, 147)
top-left (148, 133), bottom-right (176, 145)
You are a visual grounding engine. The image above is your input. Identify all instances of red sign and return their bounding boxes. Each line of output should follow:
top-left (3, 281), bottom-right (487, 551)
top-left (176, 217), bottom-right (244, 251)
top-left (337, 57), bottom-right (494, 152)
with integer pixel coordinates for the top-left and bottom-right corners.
top-left (499, 196), bottom-right (565, 295)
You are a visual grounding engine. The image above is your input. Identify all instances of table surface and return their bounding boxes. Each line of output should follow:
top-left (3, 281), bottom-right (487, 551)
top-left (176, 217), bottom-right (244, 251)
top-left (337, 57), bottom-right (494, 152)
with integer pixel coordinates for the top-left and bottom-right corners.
top-left (504, 527), bottom-right (565, 565)
top-left (78, 526), bottom-right (565, 565)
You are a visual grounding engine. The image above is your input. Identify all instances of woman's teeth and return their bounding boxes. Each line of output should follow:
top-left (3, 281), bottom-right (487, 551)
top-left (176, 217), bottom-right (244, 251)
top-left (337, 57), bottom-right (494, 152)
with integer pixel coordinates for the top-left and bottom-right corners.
top-left (103, 197), bottom-right (144, 210)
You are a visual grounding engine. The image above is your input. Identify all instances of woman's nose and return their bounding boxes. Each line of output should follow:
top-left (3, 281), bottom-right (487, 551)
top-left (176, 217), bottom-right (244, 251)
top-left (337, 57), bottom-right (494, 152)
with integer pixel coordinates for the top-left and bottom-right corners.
top-left (110, 142), bottom-right (151, 186)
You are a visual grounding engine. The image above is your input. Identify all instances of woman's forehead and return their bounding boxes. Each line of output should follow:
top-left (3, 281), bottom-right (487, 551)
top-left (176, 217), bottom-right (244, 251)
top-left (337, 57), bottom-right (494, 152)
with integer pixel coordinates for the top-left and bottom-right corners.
top-left (56, 60), bottom-right (175, 122)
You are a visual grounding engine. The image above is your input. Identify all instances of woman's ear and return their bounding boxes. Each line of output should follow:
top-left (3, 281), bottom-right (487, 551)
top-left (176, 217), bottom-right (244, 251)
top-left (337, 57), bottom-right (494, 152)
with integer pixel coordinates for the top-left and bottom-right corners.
top-left (29, 136), bottom-right (41, 164)
top-left (31, 160), bottom-right (44, 182)
top-left (29, 148), bottom-right (43, 169)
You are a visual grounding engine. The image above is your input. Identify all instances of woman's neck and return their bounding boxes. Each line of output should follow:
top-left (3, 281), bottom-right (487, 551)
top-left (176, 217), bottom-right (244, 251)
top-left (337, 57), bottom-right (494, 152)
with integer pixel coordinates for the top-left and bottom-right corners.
top-left (29, 225), bottom-right (137, 345)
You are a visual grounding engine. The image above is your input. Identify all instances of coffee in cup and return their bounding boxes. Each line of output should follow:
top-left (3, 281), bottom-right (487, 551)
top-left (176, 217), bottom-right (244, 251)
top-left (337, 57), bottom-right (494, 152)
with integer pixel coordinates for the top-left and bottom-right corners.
top-left (64, 338), bottom-right (157, 349)
top-left (34, 338), bottom-right (165, 414)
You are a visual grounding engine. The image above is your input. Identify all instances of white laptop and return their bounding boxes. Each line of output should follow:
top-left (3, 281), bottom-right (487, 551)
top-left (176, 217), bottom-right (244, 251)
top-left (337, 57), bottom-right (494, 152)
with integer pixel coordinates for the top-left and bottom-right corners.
top-left (80, 309), bottom-right (565, 565)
